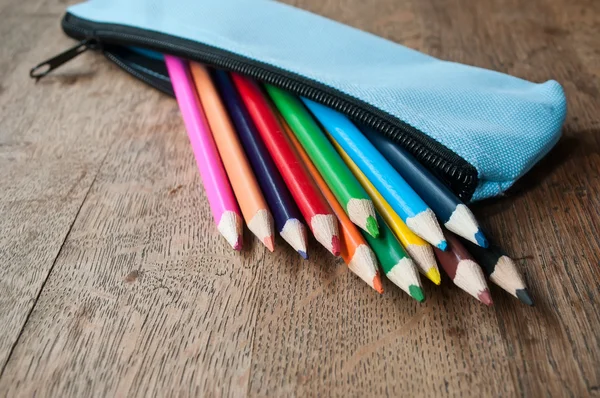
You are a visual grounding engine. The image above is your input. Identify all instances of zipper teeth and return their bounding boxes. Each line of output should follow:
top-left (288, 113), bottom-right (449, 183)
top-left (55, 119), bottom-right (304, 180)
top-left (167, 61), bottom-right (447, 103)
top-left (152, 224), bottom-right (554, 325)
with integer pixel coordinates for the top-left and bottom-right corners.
top-left (64, 20), bottom-right (477, 200)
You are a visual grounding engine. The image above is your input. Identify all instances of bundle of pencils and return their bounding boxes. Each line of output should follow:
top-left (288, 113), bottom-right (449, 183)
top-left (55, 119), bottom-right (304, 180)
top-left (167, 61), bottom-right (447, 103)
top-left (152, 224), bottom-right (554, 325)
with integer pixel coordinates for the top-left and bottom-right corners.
top-left (165, 55), bottom-right (534, 307)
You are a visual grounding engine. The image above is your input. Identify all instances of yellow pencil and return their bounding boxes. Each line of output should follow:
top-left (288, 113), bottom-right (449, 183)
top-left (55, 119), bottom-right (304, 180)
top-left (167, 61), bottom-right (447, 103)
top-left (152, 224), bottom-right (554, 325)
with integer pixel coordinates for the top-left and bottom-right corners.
top-left (330, 135), bottom-right (441, 285)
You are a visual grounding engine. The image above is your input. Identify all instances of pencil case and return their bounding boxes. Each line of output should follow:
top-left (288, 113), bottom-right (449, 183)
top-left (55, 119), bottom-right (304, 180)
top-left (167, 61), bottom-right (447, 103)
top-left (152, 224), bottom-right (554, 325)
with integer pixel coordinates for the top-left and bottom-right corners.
top-left (34, 0), bottom-right (567, 202)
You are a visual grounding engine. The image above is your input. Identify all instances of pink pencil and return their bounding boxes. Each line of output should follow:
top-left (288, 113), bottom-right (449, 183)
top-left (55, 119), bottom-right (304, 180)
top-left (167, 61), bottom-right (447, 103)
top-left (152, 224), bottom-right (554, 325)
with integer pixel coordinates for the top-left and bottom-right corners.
top-left (164, 56), bottom-right (243, 250)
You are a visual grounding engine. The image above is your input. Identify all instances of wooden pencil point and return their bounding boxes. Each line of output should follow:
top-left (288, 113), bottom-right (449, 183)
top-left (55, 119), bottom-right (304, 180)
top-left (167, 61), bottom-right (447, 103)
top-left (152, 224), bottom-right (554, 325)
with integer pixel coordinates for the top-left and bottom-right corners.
top-left (297, 250), bottom-right (308, 260)
top-left (460, 239), bottom-right (532, 304)
top-left (405, 244), bottom-right (441, 284)
top-left (331, 234), bottom-right (341, 256)
top-left (426, 267), bottom-right (442, 286)
top-left (478, 289), bottom-right (494, 306)
top-left (516, 288), bottom-right (534, 306)
top-left (247, 209), bottom-right (275, 251)
top-left (385, 257), bottom-right (423, 301)
top-left (280, 218), bottom-right (308, 259)
top-left (405, 208), bottom-right (447, 249)
top-left (347, 198), bottom-right (379, 237)
top-left (453, 259), bottom-right (492, 305)
top-left (347, 244), bottom-right (381, 293)
top-left (310, 214), bottom-right (340, 256)
top-left (218, 211), bottom-right (244, 251)
top-left (373, 272), bottom-right (384, 294)
top-left (409, 285), bottom-right (426, 302)
top-left (474, 230), bottom-right (489, 248)
top-left (365, 215), bottom-right (379, 238)
top-left (445, 204), bottom-right (488, 248)
top-left (263, 235), bottom-right (275, 252)
top-left (490, 255), bottom-right (529, 300)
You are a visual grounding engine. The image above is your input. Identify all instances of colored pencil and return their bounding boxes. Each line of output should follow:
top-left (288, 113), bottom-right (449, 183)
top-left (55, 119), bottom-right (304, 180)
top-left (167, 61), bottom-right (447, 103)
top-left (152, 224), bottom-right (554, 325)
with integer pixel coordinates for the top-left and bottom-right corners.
top-left (231, 74), bottom-right (340, 255)
top-left (190, 63), bottom-right (275, 251)
top-left (301, 99), bottom-right (446, 250)
top-left (365, 215), bottom-right (425, 301)
top-left (266, 87), bottom-right (380, 238)
top-left (461, 239), bottom-right (533, 306)
top-left (360, 124), bottom-right (488, 248)
top-left (282, 116), bottom-right (382, 292)
top-left (330, 136), bottom-right (441, 285)
top-left (164, 56), bottom-right (243, 250)
top-left (212, 70), bottom-right (308, 258)
top-left (434, 232), bottom-right (493, 306)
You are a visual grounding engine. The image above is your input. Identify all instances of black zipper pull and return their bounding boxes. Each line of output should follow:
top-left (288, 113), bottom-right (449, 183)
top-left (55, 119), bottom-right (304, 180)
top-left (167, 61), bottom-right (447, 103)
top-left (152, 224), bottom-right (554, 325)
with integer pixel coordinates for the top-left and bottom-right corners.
top-left (30, 39), bottom-right (98, 81)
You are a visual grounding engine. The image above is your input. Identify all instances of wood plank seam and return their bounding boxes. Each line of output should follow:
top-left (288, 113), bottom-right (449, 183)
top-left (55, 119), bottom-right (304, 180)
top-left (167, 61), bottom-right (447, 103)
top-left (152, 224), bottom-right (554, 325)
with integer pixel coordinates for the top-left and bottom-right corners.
top-left (0, 138), bottom-right (116, 378)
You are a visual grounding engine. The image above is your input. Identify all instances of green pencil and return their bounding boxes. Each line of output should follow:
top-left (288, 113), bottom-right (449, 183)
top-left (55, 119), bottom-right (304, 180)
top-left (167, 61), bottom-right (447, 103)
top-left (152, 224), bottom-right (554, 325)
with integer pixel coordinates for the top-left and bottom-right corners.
top-left (265, 85), bottom-right (379, 238)
top-left (362, 215), bottom-right (425, 302)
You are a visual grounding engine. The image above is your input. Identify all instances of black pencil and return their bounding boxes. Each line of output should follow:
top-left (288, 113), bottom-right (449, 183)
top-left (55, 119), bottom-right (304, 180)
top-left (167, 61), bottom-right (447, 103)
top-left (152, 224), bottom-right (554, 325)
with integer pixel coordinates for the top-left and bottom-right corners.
top-left (462, 239), bottom-right (533, 306)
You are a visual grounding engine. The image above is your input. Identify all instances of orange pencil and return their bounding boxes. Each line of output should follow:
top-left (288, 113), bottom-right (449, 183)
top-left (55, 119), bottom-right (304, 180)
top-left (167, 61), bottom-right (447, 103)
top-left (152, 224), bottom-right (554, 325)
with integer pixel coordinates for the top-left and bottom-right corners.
top-left (190, 63), bottom-right (275, 250)
top-left (280, 115), bottom-right (382, 293)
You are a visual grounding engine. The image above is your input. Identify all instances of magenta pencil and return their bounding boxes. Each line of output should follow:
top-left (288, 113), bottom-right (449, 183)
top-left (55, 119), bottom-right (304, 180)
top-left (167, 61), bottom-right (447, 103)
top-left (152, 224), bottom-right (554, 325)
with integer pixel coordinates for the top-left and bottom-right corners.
top-left (164, 56), bottom-right (243, 250)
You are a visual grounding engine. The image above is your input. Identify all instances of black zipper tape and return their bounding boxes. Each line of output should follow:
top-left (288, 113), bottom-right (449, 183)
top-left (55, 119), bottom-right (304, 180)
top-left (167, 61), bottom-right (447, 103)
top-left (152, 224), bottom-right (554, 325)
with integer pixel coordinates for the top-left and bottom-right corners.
top-left (59, 12), bottom-right (478, 201)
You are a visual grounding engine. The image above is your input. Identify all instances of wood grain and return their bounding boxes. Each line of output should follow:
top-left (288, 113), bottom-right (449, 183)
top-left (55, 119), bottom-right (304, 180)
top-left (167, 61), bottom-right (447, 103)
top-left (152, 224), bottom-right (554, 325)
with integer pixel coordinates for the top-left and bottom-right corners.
top-left (0, 0), bottom-right (599, 396)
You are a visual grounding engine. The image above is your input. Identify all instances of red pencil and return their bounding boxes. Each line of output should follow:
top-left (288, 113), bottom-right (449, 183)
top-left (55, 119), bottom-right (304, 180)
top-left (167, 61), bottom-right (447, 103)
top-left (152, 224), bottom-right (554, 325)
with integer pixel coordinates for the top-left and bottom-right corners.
top-left (231, 74), bottom-right (340, 256)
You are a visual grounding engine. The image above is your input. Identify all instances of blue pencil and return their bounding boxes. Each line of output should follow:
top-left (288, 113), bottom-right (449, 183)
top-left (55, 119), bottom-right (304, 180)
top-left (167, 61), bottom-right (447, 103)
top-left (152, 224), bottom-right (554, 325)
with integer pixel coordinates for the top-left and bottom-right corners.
top-left (361, 126), bottom-right (488, 247)
top-left (302, 98), bottom-right (447, 250)
top-left (214, 70), bottom-right (308, 258)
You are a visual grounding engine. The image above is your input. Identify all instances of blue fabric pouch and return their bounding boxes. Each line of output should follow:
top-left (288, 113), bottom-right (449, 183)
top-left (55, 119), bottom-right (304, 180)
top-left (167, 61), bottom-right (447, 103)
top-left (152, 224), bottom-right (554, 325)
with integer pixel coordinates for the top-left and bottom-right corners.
top-left (46, 0), bottom-right (566, 201)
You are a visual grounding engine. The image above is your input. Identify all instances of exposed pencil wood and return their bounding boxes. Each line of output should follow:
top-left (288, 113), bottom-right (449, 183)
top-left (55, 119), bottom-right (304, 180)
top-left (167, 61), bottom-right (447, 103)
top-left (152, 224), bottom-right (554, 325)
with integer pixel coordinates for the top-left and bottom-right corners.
top-left (282, 114), bottom-right (382, 292)
top-left (1, 0), bottom-right (599, 396)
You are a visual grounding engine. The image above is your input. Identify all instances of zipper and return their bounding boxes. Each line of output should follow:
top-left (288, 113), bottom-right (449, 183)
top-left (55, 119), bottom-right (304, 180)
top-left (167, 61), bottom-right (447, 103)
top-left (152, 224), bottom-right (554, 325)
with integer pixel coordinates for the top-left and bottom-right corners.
top-left (30, 39), bottom-right (98, 81)
top-left (34, 13), bottom-right (479, 200)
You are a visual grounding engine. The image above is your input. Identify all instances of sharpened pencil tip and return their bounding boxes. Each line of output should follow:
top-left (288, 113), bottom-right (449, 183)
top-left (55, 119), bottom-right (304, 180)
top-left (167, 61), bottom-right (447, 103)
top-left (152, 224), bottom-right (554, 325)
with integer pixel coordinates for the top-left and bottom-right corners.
top-left (366, 216), bottom-right (379, 238)
top-left (233, 237), bottom-right (243, 251)
top-left (298, 250), bottom-right (308, 259)
top-left (373, 273), bottom-right (384, 294)
top-left (409, 285), bottom-right (426, 302)
top-left (426, 268), bottom-right (442, 285)
top-left (263, 236), bottom-right (275, 252)
top-left (516, 288), bottom-right (534, 306)
top-left (478, 290), bottom-right (494, 306)
top-left (437, 240), bottom-right (448, 251)
top-left (474, 230), bottom-right (489, 248)
top-left (331, 235), bottom-right (341, 256)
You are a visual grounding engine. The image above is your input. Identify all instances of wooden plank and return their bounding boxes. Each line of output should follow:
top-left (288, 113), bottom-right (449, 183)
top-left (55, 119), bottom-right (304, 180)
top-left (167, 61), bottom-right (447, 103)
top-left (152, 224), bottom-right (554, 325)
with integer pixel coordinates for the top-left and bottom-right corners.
top-left (402, 0), bottom-right (600, 395)
top-left (0, 0), bottom-right (599, 396)
top-left (0, 86), bottom-right (275, 396)
top-left (0, 14), bottom-right (127, 369)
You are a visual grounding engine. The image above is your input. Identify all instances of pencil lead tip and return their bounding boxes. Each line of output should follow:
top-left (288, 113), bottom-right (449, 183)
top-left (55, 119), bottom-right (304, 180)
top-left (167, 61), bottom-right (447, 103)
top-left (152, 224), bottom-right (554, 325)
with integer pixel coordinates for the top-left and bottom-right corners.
top-left (478, 289), bottom-right (494, 306)
top-left (298, 250), bottom-right (308, 260)
top-left (516, 288), bottom-right (534, 306)
top-left (409, 285), bottom-right (426, 302)
top-left (366, 216), bottom-right (379, 238)
top-left (437, 240), bottom-right (448, 251)
top-left (373, 273), bottom-right (384, 294)
top-left (331, 235), bottom-right (341, 256)
top-left (474, 230), bottom-right (489, 248)
top-left (426, 268), bottom-right (442, 285)
top-left (233, 236), bottom-right (243, 251)
top-left (263, 236), bottom-right (275, 252)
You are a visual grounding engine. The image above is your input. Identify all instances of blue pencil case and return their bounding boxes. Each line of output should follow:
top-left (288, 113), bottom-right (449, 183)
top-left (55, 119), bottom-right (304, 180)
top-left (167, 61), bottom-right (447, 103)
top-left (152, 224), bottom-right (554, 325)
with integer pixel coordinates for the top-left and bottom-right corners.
top-left (34, 0), bottom-right (567, 202)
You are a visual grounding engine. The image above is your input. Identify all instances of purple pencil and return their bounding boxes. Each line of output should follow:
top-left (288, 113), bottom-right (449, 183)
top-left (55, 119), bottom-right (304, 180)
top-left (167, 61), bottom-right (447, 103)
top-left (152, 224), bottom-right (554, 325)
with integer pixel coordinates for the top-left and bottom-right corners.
top-left (212, 70), bottom-right (308, 258)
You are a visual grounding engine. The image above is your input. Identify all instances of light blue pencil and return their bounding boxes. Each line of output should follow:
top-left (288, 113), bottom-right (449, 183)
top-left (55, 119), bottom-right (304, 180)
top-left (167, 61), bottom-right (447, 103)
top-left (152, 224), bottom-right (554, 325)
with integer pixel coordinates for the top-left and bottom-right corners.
top-left (301, 98), bottom-right (447, 250)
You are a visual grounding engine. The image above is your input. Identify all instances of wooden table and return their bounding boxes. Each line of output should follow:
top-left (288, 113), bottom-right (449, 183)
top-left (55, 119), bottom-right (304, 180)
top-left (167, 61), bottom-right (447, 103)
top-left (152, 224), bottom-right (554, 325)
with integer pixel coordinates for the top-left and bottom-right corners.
top-left (1, 0), bottom-right (599, 396)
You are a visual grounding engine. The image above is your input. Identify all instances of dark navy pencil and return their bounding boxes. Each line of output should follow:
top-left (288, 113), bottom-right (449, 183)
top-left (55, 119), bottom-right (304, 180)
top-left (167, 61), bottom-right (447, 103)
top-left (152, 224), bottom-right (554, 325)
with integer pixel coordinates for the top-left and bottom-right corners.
top-left (212, 70), bottom-right (308, 258)
top-left (361, 126), bottom-right (488, 248)
top-left (461, 239), bottom-right (533, 306)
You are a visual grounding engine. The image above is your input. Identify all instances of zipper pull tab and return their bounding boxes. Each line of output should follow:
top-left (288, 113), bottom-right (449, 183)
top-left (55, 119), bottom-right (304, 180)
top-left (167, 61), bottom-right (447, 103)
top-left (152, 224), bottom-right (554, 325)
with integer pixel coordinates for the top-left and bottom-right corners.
top-left (30, 39), bottom-right (97, 81)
